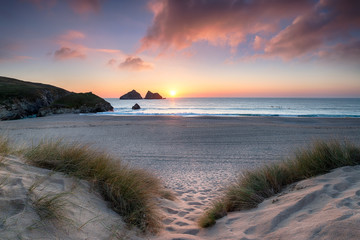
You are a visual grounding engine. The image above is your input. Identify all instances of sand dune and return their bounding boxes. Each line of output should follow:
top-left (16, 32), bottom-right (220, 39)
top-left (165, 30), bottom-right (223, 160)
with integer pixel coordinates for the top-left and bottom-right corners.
top-left (0, 156), bottom-right (142, 240)
top-left (1, 155), bottom-right (360, 239)
top-left (155, 165), bottom-right (360, 240)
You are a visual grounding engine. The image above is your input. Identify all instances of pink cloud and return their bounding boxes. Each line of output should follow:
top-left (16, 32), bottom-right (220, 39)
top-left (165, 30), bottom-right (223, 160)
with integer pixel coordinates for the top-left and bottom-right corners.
top-left (0, 40), bottom-right (32, 63)
top-left (60, 30), bottom-right (85, 41)
top-left (107, 58), bottom-right (117, 65)
top-left (317, 40), bottom-right (360, 62)
top-left (141, 0), bottom-right (360, 62)
top-left (140, 0), bottom-right (312, 53)
top-left (53, 30), bottom-right (87, 60)
top-left (96, 49), bottom-right (123, 54)
top-left (54, 47), bottom-right (86, 60)
top-left (52, 30), bottom-right (124, 62)
top-left (118, 57), bottom-right (153, 71)
top-left (69, 0), bottom-right (102, 14)
top-left (253, 36), bottom-right (267, 51)
top-left (264, 0), bottom-right (360, 60)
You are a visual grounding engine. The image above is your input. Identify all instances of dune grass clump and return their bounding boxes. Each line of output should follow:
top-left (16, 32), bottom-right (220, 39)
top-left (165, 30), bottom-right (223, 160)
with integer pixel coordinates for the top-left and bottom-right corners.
top-left (31, 192), bottom-right (69, 222)
top-left (24, 139), bottom-right (166, 233)
top-left (199, 140), bottom-right (360, 227)
top-left (0, 135), bottom-right (11, 156)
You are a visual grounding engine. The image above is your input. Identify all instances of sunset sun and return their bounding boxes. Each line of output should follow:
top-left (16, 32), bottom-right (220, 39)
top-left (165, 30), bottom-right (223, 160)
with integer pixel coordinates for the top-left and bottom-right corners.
top-left (170, 90), bottom-right (177, 97)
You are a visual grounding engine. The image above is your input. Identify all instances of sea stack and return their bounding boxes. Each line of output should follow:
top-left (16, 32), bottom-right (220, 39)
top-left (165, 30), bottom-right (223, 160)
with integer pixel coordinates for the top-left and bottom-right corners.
top-left (119, 90), bottom-right (142, 99)
top-left (132, 103), bottom-right (140, 110)
top-left (144, 91), bottom-right (163, 99)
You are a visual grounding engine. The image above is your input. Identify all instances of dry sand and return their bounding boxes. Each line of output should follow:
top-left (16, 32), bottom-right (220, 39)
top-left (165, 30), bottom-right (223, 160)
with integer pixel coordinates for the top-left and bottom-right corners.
top-left (1, 114), bottom-right (360, 239)
top-left (157, 165), bottom-right (360, 240)
top-left (1, 156), bottom-right (360, 240)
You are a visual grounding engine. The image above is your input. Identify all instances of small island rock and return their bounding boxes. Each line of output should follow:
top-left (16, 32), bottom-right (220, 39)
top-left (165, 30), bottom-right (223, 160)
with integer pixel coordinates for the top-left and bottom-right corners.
top-left (120, 90), bottom-right (142, 99)
top-left (144, 91), bottom-right (163, 99)
top-left (132, 103), bottom-right (141, 110)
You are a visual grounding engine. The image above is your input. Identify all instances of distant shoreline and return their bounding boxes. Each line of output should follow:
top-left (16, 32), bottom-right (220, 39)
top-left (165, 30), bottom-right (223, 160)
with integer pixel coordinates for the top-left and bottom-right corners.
top-left (83, 113), bottom-right (360, 118)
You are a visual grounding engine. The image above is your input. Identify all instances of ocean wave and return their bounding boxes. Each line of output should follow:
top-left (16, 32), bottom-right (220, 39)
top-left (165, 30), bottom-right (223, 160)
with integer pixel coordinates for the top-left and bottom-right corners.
top-left (84, 112), bottom-right (360, 118)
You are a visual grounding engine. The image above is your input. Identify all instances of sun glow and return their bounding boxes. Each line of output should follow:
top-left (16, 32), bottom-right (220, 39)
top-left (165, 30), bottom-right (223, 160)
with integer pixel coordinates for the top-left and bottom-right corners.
top-left (169, 90), bottom-right (177, 97)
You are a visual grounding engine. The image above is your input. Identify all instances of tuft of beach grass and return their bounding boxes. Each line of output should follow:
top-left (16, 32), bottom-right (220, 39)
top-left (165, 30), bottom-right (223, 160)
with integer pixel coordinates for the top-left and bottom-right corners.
top-left (31, 192), bottom-right (69, 222)
top-left (199, 140), bottom-right (360, 228)
top-left (24, 139), bottom-right (167, 233)
top-left (0, 135), bottom-right (11, 156)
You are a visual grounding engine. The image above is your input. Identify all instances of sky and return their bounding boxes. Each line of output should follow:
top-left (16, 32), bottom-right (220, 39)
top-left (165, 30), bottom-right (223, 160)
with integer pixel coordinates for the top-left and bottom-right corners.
top-left (0, 0), bottom-right (359, 98)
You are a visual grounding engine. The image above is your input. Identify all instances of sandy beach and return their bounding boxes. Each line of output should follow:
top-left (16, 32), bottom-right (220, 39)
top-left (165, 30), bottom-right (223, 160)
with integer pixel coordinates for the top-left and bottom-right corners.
top-left (1, 115), bottom-right (360, 239)
top-left (2, 115), bottom-right (360, 192)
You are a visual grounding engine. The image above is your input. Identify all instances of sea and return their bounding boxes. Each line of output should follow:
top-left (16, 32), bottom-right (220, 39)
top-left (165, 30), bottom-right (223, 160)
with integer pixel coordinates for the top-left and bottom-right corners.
top-left (96, 98), bottom-right (360, 118)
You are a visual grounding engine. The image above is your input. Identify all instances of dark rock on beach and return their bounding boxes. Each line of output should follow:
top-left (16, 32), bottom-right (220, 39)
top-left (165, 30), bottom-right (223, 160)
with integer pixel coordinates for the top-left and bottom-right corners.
top-left (120, 90), bottom-right (142, 99)
top-left (132, 103), bottom-right (141, 110)
top-left (0, 76), bottom-right (113, 120)
top-left (144, 91), bottom-right (163, 99)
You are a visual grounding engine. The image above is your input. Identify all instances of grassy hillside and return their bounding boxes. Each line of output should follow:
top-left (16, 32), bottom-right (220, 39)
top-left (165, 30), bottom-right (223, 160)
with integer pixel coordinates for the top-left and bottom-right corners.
top-left (0, 76), bottom-right (113, 120)
top-left (0, 76), bottom-right (69, 103)
top-left (52, 92), bottom-right (111, 109)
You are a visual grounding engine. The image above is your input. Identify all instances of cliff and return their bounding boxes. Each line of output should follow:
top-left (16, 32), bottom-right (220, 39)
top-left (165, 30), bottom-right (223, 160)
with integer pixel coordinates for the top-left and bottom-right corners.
top-left (0, 76), bottom-right (113, 120)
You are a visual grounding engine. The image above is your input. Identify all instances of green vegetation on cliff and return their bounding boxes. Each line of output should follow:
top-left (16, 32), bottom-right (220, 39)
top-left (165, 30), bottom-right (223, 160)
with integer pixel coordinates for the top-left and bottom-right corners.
top-left (0, 76), bottom-right (113, 120)
top-left (53, 92), bottom-right (112, 110)
top-left (0, 76), bottom-right (68, 103)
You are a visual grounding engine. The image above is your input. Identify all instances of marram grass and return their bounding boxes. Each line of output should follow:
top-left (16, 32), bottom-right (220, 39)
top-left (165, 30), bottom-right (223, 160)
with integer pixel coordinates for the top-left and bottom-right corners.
top-left (0, 135), bottom-right (11, 156)
top-left (199, 140), bottom-right (360, 228)
top-left (24, 139), bottom-right (169, 233)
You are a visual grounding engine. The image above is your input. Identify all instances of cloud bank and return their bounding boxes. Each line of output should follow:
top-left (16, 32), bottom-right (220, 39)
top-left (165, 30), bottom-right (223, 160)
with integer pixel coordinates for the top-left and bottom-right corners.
top-left (52, 30), bottom-right (124, 61)
top-left (141, 0), bottom-right (360, 61)
top-left (118, 57), bottom-right (153, 71)
top-left (54, 47), bottom-right (85, 60)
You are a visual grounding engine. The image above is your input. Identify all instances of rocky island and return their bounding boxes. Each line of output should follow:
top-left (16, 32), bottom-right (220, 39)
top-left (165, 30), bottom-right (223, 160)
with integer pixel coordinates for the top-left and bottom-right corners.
top-left (144, 91), bottom-right (163, 99)
top-left (119, 90), bottom-right (164, 99)
top-left (0, 76), bottom-right (113, 120)
top-left (119, 90), bottom-right (142, 99)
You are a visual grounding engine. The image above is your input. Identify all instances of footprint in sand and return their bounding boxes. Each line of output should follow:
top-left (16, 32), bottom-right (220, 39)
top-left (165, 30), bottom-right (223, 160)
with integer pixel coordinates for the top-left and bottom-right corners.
top-left (0, 198), bottom-right (26, 218)
top-left (333, 182), bottom-right (350, 192)
top-left (165, 226), bottom-right (177, 232)
top-left (165, 207), bottom-right (179, 214)
top-left (183, 229), bottom-right (200, 235)
top-left (177, 211), bottom-right (189, 217)
top-left (335, 213), bottom-right (353, 221)
top-left (181, 197), bottom-right (194, 201)
top-left (244, 225), bottom-right (256, 234)
top-left (163, 218), bottom-right (176, 225)
top-left (175, 221), bottom-right (190, 226)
